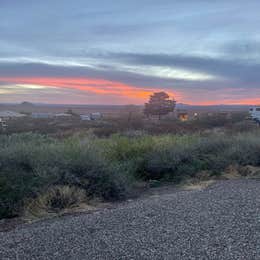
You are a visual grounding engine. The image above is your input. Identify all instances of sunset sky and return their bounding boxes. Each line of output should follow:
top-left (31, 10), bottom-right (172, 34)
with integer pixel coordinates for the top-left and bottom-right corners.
top-left (1, 0), bottom-right (260, 105)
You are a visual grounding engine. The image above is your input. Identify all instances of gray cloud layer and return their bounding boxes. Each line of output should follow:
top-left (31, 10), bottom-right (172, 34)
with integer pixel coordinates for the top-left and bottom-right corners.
top-left (1, 0), bottom-right (260, 103)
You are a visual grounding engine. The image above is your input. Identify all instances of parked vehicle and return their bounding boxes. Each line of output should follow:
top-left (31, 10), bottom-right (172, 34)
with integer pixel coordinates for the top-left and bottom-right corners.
top-left (249, 107), bottom-right (260, 122)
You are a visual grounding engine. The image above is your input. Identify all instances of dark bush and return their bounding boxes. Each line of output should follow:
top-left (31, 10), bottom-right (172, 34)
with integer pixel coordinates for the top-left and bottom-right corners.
top-left (0, 134), bottom-right (129, 218)
top-left (1, 130), bottom-right (260, 219)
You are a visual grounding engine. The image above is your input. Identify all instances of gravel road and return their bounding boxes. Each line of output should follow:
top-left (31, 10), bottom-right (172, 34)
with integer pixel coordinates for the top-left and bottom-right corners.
top-left (0, 180), bottom-right (259, 260)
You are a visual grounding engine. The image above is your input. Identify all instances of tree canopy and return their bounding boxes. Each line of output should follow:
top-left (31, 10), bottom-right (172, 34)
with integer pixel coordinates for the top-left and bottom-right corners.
top-left (144, 92), bottom-right (176, 119)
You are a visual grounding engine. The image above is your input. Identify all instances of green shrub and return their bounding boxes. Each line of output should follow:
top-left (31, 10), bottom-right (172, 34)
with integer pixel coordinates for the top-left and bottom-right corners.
top-left (1, 131), bottom-right (260, 219)
top-left (144, 133), bottom-right (260, 181)
top-left (0, 134), bottom-right (129, 218)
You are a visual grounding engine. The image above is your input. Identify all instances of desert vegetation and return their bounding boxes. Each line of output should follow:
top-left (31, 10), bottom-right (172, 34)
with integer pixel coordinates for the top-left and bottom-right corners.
top-left (1, 127), bottom-right (260, 219)
top-left (3, 110), bottom-right (252, 136)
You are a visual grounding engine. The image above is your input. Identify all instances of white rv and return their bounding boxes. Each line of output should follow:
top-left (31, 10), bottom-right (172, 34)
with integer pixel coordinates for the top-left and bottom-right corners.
top-left (249, 107), bottom-right (260, 122)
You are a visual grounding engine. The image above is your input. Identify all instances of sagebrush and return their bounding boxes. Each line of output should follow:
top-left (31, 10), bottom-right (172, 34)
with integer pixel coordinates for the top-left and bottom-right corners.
top-left (1, 130), bottom-right (260, 219)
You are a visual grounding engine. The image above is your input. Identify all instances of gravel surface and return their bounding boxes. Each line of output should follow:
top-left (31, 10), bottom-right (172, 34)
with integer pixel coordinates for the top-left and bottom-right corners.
top-left (0, 180), bottom-right (259, 260)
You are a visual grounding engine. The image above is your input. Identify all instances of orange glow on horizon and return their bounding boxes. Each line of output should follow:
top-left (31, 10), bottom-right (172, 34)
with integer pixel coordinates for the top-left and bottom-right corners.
top-left (188, 98), bottom-right (260, 106)
top-left (0, 76), bottom-right (180, 103)
top-left (0, 76), bottom-right (259, 105)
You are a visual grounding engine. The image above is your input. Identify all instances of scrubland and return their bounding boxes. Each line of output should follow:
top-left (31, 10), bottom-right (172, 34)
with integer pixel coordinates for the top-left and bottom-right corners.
top-left (1, 116), bottom-right (260, 219)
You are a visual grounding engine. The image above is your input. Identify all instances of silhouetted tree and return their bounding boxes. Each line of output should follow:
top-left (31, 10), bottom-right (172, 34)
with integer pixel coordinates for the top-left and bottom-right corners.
top-left (144, 92), bottom-right (176, 120)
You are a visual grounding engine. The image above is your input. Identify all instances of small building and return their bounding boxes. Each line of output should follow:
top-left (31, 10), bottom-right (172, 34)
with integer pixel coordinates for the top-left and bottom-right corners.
top-left (0, 111), bottom-right (26, 120)
top-left (90, 112), bottom-right (102, 120)
top-left (177, 110), bottom-right (189, 121)
top-left (31, 112), bottom-right (54, 119)
top-left (80, 115), bottom-right (91, 121)
top-left (55, 113), bottom-right (72, 118)
top-left (219, 111), bottom-right (232, 119)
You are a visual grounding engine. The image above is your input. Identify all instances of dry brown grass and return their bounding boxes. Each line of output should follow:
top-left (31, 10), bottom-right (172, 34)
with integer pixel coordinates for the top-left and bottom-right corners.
top-left (179, 170), bottom-right (216, 191)
top-left (222, 165), bottom-right (260, 180)
top-left (181, 180), bottom-right (216, 191)
top-left (24, 185), bottom-right (91, 219)
top-left (222, 165), bottom-right (242, 180)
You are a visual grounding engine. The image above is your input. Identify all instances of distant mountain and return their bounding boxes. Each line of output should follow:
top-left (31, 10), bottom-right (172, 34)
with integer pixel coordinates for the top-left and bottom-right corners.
top-left (0, 102), bottom-right (251, 113)
top-left (20, 101), bottom-right (35, 106)
top-left (176, 103), bottom-right (251, 112)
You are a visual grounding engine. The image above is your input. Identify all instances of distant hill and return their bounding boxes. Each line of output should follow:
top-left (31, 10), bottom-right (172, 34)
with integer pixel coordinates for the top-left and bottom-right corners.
top-left (176, 103), bottom-right (251, 112)
top-left (0, 102), bottom-right (251, 114)
top-left (20, 101), bottom-right (35, 107)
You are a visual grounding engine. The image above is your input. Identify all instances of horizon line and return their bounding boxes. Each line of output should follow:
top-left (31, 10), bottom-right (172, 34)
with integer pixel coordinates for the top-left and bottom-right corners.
top-left (0, 102), bottom-right (256, 107)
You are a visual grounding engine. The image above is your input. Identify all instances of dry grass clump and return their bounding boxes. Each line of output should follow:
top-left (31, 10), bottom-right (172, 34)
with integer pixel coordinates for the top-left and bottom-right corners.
top-left (180, 171), bottom-right (216, 191)
top-left (181, 180), bottom-right (216, 191)
top-left (223, 165), bottom-right (260, 179)
top-left (25, 185), bottom-right (88, 218)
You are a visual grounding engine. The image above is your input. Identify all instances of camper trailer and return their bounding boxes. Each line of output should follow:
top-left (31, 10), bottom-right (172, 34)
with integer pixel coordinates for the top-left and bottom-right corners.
top-left (249, 107), bottom-right (260, 122)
